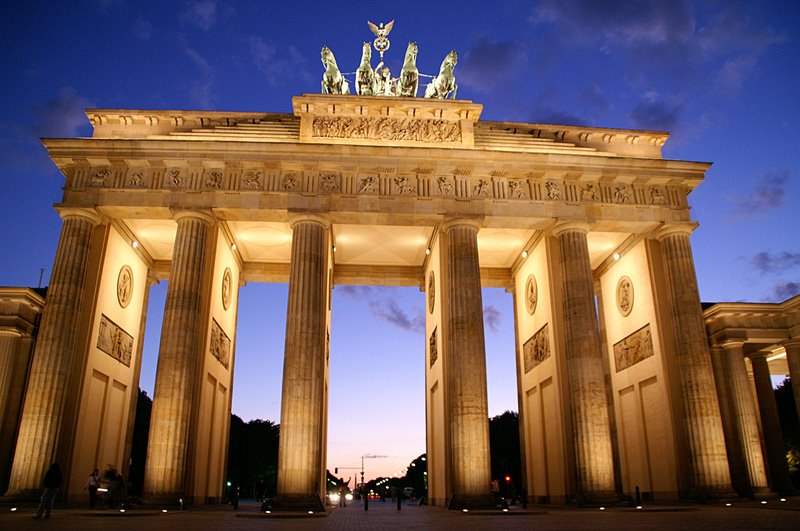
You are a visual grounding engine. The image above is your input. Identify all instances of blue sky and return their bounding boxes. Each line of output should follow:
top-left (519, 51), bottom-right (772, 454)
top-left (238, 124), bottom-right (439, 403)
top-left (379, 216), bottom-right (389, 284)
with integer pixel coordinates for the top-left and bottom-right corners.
top-left (1, 1), bottom-right (798, 480)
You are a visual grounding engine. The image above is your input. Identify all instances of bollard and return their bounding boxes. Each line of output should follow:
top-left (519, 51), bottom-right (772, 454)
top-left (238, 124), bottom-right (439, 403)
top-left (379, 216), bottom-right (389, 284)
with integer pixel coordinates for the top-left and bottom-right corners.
top-left (364, 493), bottom-right (369, 511)
top-left (635, 486), bottom-right (641, 507)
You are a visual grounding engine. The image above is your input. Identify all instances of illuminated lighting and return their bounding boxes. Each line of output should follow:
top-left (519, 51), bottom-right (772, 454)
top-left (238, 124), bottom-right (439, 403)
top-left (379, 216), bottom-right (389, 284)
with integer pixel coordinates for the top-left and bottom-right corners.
top-left (230, 243), bottom-right (237, 251)
top-left (97, 488), bottom-right (109, 493)
top-left (612, 252), bottom-right (621, 261)
top-left (766, 352), bottom-right (786, 362)
top-left (761, 500), bottom-right (767, 505)
top-left (599, 507), bottom-right (605, 511)
top-left (462, 509), bottom-right (469, 513)
top-left (421, 457), bottom-right (426, 461)
top-left (521, 250), bottom-right (528, 258)
top-left (725, 503), bottom-right (731, 507)
top-left (636, 506), bottom-right (642, 510)
top-left (781, 498), bottom-right (787, 502)
top-left (329, 493), bottom-right (340, 504)
top-left (308, 510), bottom-right (314, 514)
top-left (162, 509), bottom-right (168, 513)
top-left (345, 493), bottom-right (353, 501)
top-left (120, 509), bottom-right (125, 513)
top-left (502, 508), bottom-right (509, 512)
top-left (10, 508), bottom-right (17, 512)
top-left (425, 248), bottom-right (431, 255)
top-left (265, 510), bottom-right (271, 514)
top-left (131, 241), bottom-right (139, 249)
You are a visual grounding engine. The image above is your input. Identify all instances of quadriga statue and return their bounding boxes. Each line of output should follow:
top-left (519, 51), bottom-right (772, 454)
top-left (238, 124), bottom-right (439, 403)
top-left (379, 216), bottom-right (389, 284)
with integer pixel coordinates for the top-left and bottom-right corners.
top-left (424, 50), bottom-right (458, 99)
top-left (355, 42), bottom-right (376, 96)
top-left (320, 46), bottom-right (350, 95)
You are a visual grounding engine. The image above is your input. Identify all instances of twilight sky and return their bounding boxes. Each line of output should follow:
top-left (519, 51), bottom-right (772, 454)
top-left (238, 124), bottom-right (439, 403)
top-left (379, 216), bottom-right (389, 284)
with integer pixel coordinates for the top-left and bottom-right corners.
top-left (1, 1), bottom-right (798, 482)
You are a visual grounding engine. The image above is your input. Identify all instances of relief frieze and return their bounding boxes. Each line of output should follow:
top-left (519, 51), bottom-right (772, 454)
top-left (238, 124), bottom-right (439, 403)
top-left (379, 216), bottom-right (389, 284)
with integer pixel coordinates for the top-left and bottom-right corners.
top-left (429, 327), bottom-right (438, 368)
top-left (210, 318), bottom-right (231, 369)
top-left (524, 323), bottom-right (550, 373)
top-left (97, 314), bottom-right (133, 367)
top-left (312, 116), bottom-right (462, 143)
top-left (613, 324), bottom-right (654, 372)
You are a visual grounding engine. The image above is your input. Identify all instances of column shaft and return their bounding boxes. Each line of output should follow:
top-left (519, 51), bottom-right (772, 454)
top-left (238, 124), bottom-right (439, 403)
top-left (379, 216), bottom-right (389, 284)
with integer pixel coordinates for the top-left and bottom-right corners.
top-left (710, 347), bottom-right (748, 495)
top-left (721, 342), bottom-right (769, 493)
top-left (5, 212), bottom-right (98, 496)
top-left (785, 341), bottom-right (800, 427)
top-left (276, 217), bottom-right (328, 508)
top-left (750, 355), bottom-right (794, 494)
top-left (143, 213), bottom-right (211, 499)
top-left (658, 228), bottom-right (732, 495)
top-left (444, 221), bottom-right (492, 502)
top-left (556, 226), bottom-right (615, 499)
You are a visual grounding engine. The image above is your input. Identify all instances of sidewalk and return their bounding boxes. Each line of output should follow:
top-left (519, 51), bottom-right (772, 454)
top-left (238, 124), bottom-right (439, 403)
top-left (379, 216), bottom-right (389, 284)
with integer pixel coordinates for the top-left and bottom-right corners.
top-left (3, 497), bottom-right (800, 530)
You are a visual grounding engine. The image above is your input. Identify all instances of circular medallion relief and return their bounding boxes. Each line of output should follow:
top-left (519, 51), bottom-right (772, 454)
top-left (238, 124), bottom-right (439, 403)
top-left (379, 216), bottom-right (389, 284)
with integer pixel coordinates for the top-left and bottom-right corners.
top-left (117, 265), bottom-right (133, 308)
top-left (616, 276), bottom-right (634, 316)
top-left (525, 274), bottom-right (538, 315)
top-left (428, 271), bottom-right (435, 314)
top-left (222, 268), bottom-right (233, 311)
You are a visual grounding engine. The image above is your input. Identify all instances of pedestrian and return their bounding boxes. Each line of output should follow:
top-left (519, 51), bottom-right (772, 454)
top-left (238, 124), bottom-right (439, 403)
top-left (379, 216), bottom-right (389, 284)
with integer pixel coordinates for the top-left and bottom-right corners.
top-left (85, 468), bottom-right (100, 508)
top-left (34, 463), bottom-right (62, 520)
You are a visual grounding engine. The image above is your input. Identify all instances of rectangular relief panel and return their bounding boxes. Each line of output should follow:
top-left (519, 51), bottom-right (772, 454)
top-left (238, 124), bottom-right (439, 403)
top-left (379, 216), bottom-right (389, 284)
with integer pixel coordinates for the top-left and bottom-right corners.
top-left (210, 318), bottom-right (231, 369)
top-left (524, 323), bottom-right (550, 373)
top-left (96, 314), bottom-right (133, 367)
top-left (613, 324), bottom-right (654, 373)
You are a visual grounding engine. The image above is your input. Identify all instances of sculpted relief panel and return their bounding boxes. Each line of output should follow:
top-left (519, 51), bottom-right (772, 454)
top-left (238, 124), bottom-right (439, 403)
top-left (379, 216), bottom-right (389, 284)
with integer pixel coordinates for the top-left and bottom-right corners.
top-left (210, 319), bottom-right (231, 369)
top-left (97, 314), bottom-right (133, 367)
top-left (69, 161), bottom-right (684, 210)
top-left (312, 116), bottom-right (462, 143)
top-left (613, 324), bottom-right (654, 372)
top-left (524, 323), bottom-right (550, 373)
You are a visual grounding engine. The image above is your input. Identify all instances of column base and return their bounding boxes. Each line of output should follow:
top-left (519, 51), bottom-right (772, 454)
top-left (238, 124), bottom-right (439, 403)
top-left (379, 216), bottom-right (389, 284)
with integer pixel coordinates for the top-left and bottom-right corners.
top-left (571, 491), bottom-right (619, 508)
top-left (684, 486), bottom-right (739, 501)
top-left (447, 493), bottom-right (498, 510)
top-left (140, 494), bottom-right (192, 509)
top-left (270, 493), bottom-right (325, 512)
top-left (0, 489), bottom-right (42, 504)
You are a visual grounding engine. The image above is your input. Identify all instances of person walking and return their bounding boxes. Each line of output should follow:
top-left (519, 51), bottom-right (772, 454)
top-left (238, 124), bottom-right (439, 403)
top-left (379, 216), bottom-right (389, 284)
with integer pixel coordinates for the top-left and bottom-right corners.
top-left (85, 468), bottom-right (100, 508)
top-left (34, 463), bottom-right (62, 520)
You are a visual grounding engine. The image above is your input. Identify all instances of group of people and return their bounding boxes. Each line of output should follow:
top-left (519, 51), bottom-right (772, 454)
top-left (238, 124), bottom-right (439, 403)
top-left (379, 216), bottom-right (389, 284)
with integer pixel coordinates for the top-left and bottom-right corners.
top-left (33, 462), bottom-right (127, 519)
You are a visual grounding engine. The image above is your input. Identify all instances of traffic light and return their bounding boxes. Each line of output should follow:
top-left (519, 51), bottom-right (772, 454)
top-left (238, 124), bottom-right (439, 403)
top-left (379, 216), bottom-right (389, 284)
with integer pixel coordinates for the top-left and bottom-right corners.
top-left (505, 476), bottom-right (511, 482)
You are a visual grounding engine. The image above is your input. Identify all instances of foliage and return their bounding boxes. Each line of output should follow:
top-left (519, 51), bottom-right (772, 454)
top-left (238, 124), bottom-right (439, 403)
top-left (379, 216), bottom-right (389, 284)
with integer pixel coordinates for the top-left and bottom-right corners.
top-left (489, 410), bottom-right (522, 496)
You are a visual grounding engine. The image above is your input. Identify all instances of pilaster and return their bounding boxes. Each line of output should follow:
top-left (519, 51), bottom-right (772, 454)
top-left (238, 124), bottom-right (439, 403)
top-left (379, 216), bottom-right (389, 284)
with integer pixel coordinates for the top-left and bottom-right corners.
top-left (656, 224), bottom-right (733, 496)
top-left (784, 340), bottom-right (800, 427)
top-left (552, 222), bottom-right (616, 501)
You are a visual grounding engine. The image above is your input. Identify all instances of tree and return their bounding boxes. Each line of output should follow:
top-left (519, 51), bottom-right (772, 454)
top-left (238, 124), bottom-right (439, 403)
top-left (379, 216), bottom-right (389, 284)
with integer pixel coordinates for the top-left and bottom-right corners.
top-left (489, 410), bottom-right (521, 497)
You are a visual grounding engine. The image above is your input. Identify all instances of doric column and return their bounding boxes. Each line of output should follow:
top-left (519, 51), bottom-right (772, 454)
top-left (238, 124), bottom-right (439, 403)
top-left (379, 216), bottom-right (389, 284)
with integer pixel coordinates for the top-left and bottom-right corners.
top-left (656, 224), bottom-right (732, 496)
top-left (276, 213), bottom-right (329, 510)
top-left (553, 222), bottom-right (615, 500)
top-left (441, 218), bottom-right (492, 506)
top-left (784, 340), bottom-right (800, 426)
top-left (4, 208), bottom-right (101, 497)
top-left (143, 211), bottom-right (213, 501)
top-left (750, 354), bottom-right (794, 494)
top-left (719, 341), bottom-right (769, 495)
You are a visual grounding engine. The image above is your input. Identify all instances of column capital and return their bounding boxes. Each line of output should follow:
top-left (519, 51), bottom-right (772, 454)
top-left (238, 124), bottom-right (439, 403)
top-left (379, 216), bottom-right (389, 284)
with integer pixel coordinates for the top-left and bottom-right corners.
top-left (551, 221), bottom-right (590, 237)
top-left (719, 339), bottom-right (747, 350)
top-left (170, 209), bottom-right (215, 225)
top-left (655, 222), bottom-right (699, 240)
top-left (56, 207), bottom-right (102, 225)
top-left (288, 212), bottom-right (330, 230)
top-left (783, 339), bottom-right (800, 350)
top-left (746, 351), bottom-right (772, 361)
top-left (439, 216), bottom-right (482, 233)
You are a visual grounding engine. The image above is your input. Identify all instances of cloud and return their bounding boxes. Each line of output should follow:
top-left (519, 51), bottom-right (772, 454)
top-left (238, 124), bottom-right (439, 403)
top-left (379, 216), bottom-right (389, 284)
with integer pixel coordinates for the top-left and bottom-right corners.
top-left (458, 38), bottom-right (528, 93)
top-left (628, 93), bottom-right (682, 130)
top-left (133, 16), bottom-right (154, 40)
top-left (183, 46), bottom-right (215, 107)
top-left (31, 87), bottom-right (94, 137)
top-left (578, 83), bottom-right (610, 114)
top-left (729, 170), bottom-right (791, 218)
top-left (483, 304), bottom-right (502, 333)
top-left (363, 454), bottom-right (388, 459)
top-left (751, 251), bottom-right (800, 275)
top-left (530, 106), bottom-right (587, 126)
top-left (770, 280), bottom-right (800, 302)
top-left (249, 37), bottom-right (309, 85)
top-left (369, 299), bottom-right (425, 333)
top-left (336, 285), bottom-right (378, 298)
top-left (181, 0), bottom-right (218, 30)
